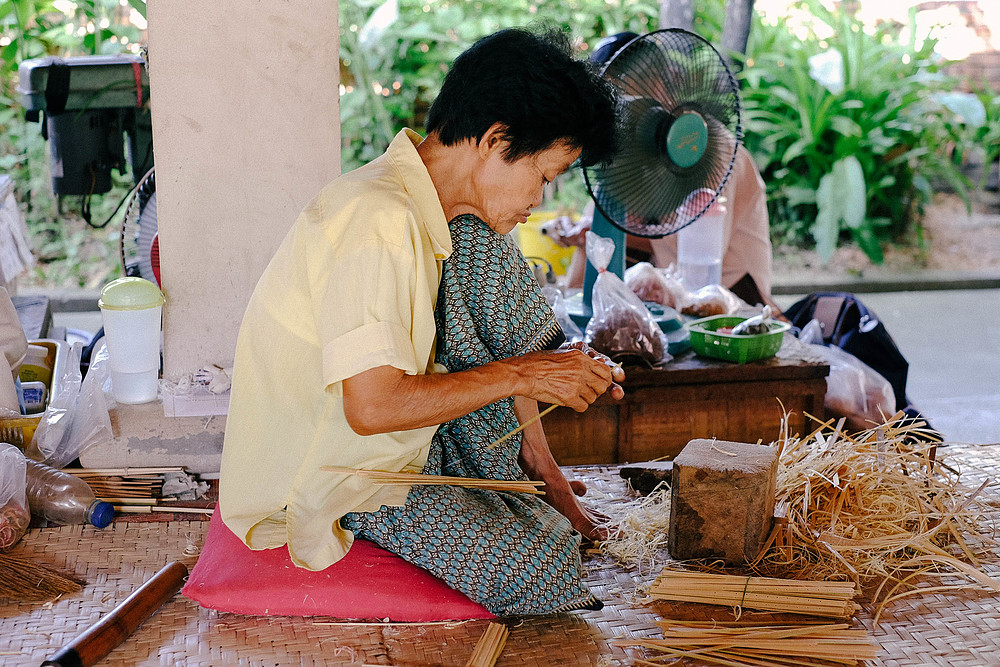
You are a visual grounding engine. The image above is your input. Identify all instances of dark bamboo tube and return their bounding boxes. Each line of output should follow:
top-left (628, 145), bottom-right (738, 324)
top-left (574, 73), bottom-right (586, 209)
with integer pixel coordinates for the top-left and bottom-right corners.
top-left (41, 561), bottom-right (189, 667)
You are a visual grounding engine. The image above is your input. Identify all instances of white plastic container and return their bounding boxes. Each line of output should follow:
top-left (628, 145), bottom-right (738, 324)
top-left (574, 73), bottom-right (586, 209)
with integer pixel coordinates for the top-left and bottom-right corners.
top-left (98, 277), bottom-right (164, 404)
top-left (677, 195), bottom-right (726, 291)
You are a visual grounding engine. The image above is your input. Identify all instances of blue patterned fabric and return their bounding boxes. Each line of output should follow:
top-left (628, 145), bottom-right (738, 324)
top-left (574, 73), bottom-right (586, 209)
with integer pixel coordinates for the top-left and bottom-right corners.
top-left (342, 214), bottom-right (600, 615)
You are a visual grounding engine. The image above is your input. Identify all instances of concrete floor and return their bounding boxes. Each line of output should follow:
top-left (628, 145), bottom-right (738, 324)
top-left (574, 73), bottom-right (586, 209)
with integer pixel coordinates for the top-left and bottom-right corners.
top-left (54, 289), bottom-right (1000, 445)
top-left (775, 289), bottom-right (1000, 445)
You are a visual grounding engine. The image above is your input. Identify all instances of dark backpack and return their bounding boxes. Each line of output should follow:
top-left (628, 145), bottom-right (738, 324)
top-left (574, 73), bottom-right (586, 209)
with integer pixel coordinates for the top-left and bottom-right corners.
top-left (783, 292), bottom-right (910, 412)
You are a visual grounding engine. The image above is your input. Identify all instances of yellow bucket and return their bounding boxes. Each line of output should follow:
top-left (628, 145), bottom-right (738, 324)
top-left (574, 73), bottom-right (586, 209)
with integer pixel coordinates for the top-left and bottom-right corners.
top-left (514, 212), bottom-right (578, 276)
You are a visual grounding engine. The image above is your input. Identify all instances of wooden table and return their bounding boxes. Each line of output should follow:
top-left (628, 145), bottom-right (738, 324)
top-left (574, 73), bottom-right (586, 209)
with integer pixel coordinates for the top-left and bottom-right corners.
top-left (542, 345), bottom-right (829, 465)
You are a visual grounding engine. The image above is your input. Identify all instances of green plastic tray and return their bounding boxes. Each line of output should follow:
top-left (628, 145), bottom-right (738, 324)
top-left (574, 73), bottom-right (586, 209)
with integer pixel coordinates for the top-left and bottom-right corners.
top-left (688, 315), bottom-right (791, 364)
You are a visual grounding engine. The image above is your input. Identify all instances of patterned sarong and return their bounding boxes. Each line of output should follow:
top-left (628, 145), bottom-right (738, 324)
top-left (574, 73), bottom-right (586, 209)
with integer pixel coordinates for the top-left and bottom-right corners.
top-left (342, 214), bottom-right (601, 615)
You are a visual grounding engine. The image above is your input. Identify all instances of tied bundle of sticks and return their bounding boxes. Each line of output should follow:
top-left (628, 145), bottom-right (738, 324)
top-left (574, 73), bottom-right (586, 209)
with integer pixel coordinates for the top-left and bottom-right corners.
top-left (465, 622), bottom-right (509, 667)
top-left (753, 412), bottom-right (1000, 622)
top-left (648, 571), bottom-right (858, 618)
top-left (618, 619), bottom-right (878, 667)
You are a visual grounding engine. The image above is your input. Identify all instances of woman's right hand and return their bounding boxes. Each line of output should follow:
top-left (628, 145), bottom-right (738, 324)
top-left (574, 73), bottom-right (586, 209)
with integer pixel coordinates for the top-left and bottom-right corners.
top-left (509, 347), bottom-right (616, 411)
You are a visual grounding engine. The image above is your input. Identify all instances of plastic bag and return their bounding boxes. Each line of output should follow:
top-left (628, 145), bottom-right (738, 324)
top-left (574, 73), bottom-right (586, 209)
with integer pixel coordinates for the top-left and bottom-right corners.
top-left (28, 343), bottom-right (114, 468)
top-left (0, 442), bottom-right (30, 551)
top-left (584, 232), bottom-right (669, 365)
top-left (624, 262), bottom-right (687, 310)
top-left (542, 286), bottom-right (584, 343)
top-left (798, 319), bottom-right (895, 428)
top-left (680, 283), bottom-right (744, 318)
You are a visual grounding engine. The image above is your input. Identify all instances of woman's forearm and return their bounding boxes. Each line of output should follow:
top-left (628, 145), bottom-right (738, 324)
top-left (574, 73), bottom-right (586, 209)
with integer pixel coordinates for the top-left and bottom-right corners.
top-left (341, 362), bottom-right (521, 435)
top-left (341, 346), bottom-right (619, 436)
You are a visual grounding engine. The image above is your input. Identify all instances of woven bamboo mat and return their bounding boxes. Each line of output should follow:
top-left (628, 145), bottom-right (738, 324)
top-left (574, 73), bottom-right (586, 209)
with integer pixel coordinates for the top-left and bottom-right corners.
top-left (2, 444), bottom-right (999, 666)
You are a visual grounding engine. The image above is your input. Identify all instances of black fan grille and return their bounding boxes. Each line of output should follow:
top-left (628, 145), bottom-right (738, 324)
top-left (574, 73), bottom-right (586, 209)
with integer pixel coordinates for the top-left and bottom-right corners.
top-left (584, 29), bottom-right (742, 238)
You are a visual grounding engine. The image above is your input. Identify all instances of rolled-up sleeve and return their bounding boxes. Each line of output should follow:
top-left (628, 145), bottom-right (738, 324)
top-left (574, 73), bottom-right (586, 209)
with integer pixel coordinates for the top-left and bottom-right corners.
top-left (314, 238), bottom-right (419, 389)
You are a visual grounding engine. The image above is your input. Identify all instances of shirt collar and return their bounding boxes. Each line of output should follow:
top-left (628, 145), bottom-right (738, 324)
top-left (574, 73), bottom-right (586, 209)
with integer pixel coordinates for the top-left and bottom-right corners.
top-left (386, 129), bottom-right (452, 260)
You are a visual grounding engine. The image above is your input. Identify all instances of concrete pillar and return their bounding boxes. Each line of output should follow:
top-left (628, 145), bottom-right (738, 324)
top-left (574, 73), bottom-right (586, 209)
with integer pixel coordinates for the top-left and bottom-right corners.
top-left (147, 0), bottom-right (341, 378)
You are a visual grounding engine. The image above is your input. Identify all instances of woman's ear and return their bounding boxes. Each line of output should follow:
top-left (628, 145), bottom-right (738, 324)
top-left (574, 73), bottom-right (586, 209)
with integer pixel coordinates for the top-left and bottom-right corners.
top-left (477, 122), bottom-right (509, 160)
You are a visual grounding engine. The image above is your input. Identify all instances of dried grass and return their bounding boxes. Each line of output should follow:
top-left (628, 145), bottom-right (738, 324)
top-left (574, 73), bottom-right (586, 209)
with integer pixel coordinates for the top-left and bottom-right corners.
top-left (0, 553), bottom-right (85, 602)
top-left (599, 486), bottom-right (672, 579)
top-left (597, 412), bottom-right (1000, 624)
top-left (752, 412), bottom-right (1000, 622)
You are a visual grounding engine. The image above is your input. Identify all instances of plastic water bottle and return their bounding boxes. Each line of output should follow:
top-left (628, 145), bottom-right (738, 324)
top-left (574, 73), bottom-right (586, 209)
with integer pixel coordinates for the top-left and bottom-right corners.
top-left (24, 459), bottom-right (115, 528)
top-left (677, 195), bottom-right (726, 291)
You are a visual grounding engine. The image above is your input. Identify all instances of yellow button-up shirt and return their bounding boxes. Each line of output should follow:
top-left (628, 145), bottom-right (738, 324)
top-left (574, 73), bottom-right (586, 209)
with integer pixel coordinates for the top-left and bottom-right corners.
top-left (219, 129), bottom-right (451, 571)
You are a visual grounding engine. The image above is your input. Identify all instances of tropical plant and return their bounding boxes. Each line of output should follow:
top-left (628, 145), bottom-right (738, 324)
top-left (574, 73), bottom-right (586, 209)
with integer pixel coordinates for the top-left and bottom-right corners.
top-left (0, 0), bottom-right (146, 287)
top-left (737, 0), bottom-right (970, 263)
top-left (339, 0), bottom-right (662, 173)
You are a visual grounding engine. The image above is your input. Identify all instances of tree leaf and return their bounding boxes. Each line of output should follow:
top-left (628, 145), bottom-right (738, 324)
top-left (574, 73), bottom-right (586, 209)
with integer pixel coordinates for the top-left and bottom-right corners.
top-left (832, 156), bottom-right (866, 229)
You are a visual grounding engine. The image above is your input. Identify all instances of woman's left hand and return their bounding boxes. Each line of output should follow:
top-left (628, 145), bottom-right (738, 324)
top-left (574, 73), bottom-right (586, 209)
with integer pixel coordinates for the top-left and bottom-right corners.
top-left (561, 341), bottom-right (625, 400)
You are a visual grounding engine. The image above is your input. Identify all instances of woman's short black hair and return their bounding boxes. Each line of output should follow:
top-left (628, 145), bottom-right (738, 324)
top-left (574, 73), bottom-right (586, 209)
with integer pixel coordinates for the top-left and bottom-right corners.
top-left (425, 27), bottom-right (617, 168)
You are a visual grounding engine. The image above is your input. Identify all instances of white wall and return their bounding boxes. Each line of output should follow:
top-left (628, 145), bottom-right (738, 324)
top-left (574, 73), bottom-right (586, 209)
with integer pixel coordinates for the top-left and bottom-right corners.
top-left (147, 1), bottom-right (341, 379)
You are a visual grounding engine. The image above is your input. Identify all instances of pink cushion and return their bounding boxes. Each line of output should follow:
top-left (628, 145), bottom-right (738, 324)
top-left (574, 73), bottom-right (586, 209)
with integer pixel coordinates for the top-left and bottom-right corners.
top-left (183, 508), bottom-right (494, 621)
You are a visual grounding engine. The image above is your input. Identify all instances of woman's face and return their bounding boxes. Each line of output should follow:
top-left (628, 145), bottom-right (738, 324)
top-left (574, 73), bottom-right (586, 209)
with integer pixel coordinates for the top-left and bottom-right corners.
top-left (474, 140), bottom-right (582, 235)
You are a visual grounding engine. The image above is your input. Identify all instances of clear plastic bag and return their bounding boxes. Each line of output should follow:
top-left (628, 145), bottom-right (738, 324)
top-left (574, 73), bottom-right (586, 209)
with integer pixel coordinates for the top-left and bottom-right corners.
top-left (542, 286), bottom-right (584, 343)
top-left (584, 232), bottom-right (669, 366)
top-left (0, 442), bottom-right (30, 551)
top-left (798, 319), bottom-right (895, 428)
top-left (680, 283), bottom-right (744, 318)
top-left (624, 262), bottom-right (687, 310)
top-left (28, 343), bottom-right (115, 468)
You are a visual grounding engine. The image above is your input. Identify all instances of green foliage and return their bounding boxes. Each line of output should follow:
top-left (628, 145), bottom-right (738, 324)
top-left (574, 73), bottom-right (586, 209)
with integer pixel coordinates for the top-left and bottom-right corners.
top-left (339, 0), bottom-right (661, 175)
top-left (0, 0), bottom-right (144, 287)
top-left (736, 0), bottom-right (973, 262)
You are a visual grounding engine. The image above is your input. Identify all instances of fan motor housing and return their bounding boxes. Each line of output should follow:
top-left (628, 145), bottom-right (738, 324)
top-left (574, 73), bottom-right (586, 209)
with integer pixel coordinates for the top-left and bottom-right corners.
top-left (665, 111), bottom-right (709, 169)
top-left (17, 54), bottom-right (153, 196)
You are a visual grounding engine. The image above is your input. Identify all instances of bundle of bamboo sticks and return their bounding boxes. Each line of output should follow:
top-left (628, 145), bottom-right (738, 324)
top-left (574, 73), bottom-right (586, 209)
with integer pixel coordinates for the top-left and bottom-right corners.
top-left (65, 467), bottom-right (214, 515)
top-left (648, 570), bottom-right (859, 618)
top-left (321, 466), bottom-right (545, 495)
top-left (465, 622), bottom-right (509, 667)
top-left (619, 619), bottom-right (878, 666)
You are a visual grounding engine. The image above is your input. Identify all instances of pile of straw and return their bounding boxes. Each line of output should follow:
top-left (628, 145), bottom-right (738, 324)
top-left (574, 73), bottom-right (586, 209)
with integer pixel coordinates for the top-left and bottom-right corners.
top-left (757, 414), bottom-right (1000, 621)
top-left (598, 414), bottom-right (1000, 622)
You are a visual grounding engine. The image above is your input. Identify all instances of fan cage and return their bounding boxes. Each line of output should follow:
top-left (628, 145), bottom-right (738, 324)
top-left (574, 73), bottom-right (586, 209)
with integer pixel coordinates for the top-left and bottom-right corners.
top-left (583, 28), bottom-right (743, 238)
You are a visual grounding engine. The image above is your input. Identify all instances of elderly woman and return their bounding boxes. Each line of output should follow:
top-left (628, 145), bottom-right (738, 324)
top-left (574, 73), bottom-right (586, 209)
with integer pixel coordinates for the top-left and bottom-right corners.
top-left (220, 27), bottom-right (621, 615)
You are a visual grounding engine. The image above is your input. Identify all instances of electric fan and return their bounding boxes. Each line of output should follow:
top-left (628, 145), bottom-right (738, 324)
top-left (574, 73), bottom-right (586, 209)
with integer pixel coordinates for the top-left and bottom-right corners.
top-left (579, 28), bottom-right (743, 317)
top-left (119, 166), bottom-right (161, 286)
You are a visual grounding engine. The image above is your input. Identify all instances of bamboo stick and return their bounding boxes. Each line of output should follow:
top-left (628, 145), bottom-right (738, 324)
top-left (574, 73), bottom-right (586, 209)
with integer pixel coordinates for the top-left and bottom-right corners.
top-left (486, 404), bottom-right (557, 449)
top-left (321, 466), bottom-right (545, 495)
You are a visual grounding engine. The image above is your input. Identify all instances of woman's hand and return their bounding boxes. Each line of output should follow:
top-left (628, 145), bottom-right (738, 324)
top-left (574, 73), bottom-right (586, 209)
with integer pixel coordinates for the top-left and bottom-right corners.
top-left (509, 346), bottom-right (620, 411)
top-left (562, 341), bottom-right (625, 400)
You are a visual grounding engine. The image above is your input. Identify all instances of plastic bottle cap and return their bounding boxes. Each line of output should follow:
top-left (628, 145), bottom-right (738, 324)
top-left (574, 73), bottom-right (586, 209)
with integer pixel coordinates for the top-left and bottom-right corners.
top-left (99, 277), bottom-right (165, 311)
top-left (88, 500), bottom-right (116, 529)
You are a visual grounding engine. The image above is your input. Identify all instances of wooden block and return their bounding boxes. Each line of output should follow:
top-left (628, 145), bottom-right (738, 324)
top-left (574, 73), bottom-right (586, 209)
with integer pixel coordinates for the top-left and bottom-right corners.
top-left (668, 438), bottom-right (778, 564)
top-left (618, 461), bottom-right (673, 495)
